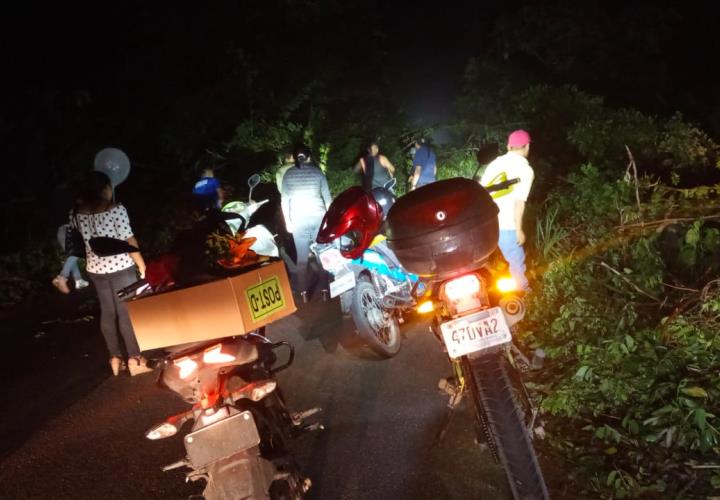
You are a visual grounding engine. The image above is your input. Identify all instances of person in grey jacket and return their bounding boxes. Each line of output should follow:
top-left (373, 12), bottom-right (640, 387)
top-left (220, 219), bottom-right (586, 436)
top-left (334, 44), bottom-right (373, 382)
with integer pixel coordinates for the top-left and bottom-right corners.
top-left (280, 145), bottom-right (332, 300)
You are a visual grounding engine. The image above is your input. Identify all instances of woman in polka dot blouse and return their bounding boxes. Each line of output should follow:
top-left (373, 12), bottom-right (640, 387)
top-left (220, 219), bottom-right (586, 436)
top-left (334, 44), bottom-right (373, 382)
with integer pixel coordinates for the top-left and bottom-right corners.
top-left (72, 171), bottom-right (152, 376)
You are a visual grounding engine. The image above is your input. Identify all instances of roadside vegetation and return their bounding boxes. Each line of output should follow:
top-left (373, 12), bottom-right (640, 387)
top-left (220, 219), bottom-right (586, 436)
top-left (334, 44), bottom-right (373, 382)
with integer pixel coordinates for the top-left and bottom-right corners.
top-left (3, 20), bottom-right (720, 495)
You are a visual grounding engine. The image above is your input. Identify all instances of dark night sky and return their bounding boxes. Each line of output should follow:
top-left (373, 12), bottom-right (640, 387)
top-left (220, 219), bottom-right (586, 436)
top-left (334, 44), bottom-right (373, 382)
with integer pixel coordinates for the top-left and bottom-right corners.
top-left (2, 1), bottom-right (719, 179)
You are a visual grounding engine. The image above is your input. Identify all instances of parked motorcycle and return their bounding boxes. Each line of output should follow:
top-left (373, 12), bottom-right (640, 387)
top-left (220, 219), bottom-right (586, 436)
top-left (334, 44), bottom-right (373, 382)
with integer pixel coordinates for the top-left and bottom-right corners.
top-left (222, 174), bottom-right (279, 258)
top-left (131, 327), bottom-right (319, 500)
top-left (339, 177), bottom-right (549, 499)
top-left (110, 175), bottom-right (320, 499)
top-left (312, 180), bottom-right (418, 357)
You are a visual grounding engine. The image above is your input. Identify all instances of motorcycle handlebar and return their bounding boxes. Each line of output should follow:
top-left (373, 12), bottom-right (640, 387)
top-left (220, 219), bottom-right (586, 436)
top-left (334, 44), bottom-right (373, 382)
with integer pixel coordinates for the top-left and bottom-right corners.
top-left (117, 279), bottom-right (150, 301)
top-left (484, 178), bottom-right (520, 193)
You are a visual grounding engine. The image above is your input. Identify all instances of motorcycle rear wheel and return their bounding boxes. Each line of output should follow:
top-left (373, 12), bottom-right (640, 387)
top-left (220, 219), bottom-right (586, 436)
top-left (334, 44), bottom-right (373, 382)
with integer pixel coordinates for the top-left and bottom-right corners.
top-left (350, 278), bottom-right (401, 358)
top-left (465, 353), bottom-right (549, 500)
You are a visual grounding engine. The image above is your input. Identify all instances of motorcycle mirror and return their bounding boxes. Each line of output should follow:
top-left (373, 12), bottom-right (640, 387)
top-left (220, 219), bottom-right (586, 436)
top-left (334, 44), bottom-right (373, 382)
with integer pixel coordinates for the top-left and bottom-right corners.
top-left (476, 142), bottom-right (499, 165)
top-left (219, 211), bottom-right (245, 221)
top-left (89, 237), bottom-right (139, 257)
top-left (248, 174), bottom-right (261, 201)
top-left (471, 142), bottom-right (500, 182)
top-left (384, 178), bottom-right (397, 190)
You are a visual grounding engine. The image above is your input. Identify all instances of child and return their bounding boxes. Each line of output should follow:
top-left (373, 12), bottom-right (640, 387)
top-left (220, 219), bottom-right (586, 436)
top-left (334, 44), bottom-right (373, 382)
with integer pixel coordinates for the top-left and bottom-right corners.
top-left (192, 168), bottom-right (223, 209)
top-left (52, 223), bottom-right (89, 294)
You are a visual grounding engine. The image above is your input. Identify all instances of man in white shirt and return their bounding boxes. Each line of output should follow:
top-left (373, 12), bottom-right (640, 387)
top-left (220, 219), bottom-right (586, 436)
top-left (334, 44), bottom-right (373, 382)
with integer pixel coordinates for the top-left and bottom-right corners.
top-left (480, 130), bottom-right (534, 291)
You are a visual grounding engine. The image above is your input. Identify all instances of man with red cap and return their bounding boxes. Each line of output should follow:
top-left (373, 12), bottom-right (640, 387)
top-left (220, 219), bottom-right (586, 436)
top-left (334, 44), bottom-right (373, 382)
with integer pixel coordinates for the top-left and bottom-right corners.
top-left (480, 129), bottom-right (534, 291)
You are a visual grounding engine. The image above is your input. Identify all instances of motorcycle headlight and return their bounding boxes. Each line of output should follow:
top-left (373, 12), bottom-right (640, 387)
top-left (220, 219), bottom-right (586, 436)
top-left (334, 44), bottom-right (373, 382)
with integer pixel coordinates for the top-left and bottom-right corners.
top-left (339, 230), bottom-right (361, 254)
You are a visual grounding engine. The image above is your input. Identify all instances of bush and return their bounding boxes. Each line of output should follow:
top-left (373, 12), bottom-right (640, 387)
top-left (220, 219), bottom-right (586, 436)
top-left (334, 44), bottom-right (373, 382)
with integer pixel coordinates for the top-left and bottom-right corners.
top-left (524, 164), bottom-right (720, 497)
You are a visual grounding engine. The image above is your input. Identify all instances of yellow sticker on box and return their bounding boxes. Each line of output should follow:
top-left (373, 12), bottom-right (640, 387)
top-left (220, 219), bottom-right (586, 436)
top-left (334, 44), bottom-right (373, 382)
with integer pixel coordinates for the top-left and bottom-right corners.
top-left (244, 276), bottom-right (286, 321)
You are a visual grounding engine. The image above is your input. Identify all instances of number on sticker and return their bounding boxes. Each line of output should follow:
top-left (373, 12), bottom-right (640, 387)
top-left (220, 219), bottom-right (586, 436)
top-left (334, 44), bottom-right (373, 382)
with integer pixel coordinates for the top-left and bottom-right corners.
top-left (450, 319), bottom-right (500, 345)
top-left (245, 277), bottom-right (285, 321)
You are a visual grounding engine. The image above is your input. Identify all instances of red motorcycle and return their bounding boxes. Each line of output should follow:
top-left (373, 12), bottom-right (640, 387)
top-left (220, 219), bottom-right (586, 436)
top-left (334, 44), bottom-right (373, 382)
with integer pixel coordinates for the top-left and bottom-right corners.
top-left (312, 180), bottom-right (415, 357)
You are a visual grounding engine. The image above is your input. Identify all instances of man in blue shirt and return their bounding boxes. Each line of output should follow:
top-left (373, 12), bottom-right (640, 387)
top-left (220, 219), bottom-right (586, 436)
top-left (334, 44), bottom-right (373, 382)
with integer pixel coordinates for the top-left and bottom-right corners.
top-left (410, 139), bottom-right (437, 190)
top-left (192, 168), bottom-right (223, 209)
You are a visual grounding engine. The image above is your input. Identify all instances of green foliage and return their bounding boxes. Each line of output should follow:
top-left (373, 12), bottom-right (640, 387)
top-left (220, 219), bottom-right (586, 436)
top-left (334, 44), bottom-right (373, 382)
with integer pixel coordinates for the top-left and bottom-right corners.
top-left (526, 164), bottom-right (720, 497)
top-left (0, 242), bottom-right (65, 307)
top-left (659, 112), bottom-right (720, 171)
top-left (230, 120), bottom-right (305, 153)
top-left (534, 205), bottom-right (568, 261)
top-left (568, 108), bottom-right (658, 168)
top-left (436, 149), bottom-right (482, 181)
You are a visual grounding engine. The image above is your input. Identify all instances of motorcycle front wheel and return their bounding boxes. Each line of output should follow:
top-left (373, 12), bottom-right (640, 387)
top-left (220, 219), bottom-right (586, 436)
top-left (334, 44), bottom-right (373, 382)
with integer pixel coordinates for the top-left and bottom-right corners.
top-left (350, 277), bottom-right (401, 358)
top-left (465, 353), bottom-right (549, 500)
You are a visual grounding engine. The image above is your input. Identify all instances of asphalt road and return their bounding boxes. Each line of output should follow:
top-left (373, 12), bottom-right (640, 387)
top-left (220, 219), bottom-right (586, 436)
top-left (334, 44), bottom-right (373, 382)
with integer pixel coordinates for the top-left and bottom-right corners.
top-left (0, 296), bottom-right (559, 500)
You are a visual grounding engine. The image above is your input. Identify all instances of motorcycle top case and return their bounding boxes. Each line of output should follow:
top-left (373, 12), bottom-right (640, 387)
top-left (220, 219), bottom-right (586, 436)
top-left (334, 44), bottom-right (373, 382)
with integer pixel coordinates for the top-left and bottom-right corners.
top-left (386, 178), bottom-right (499, 277)
top-left (127, 259), bottom-right (296, 351)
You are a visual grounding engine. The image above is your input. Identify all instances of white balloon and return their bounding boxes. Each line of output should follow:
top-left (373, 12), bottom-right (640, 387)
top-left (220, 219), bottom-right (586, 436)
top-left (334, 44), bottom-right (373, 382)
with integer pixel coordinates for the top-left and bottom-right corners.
top-left (93, 148), bottom-right (131, 187)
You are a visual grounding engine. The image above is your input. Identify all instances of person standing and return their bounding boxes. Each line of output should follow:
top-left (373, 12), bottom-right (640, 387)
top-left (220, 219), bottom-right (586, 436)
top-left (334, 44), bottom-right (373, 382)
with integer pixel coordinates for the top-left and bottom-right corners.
top-left (192, 167), bottom-right (224, 209)
top-left (72, 171), bottom-right (152, 376)
top-left (51, 223), bottom-right (90, 293)
top-left (410, 138), bottom-right (437, 190)
top-left (354, 140), bottom-right (395, 191)
top-left (280, 145), bottom-right (332, 301)
top-left (480, 130), bottom-right (534, 291)
top-left (276, 151), bottom-right (295, 193)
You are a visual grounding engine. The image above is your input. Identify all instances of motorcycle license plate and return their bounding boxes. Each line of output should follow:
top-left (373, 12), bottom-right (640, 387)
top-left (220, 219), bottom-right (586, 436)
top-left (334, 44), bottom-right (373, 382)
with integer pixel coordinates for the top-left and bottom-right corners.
top-left (329, 269), bottom-right (356, 298)
top-left (440, 307), bottom-right (512, 359)
top-left (319, 247), bottom-right (347, 272)
top-left (245, 276), bottom-right (286, 321)
top-left (184, 410), bottom-right (261, 469)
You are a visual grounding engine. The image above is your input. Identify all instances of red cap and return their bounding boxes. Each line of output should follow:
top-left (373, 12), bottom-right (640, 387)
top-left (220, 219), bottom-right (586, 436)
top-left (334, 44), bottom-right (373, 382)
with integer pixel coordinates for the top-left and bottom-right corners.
top-left (507, 129), bottom-right (531, 148)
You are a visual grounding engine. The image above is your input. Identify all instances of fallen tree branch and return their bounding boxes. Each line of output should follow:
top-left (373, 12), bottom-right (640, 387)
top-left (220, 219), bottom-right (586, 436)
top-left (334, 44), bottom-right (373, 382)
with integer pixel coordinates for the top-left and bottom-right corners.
top-left (600, 261), bottom-right (661, 303)
top-left (617, 214), bottom-right (720, 230)
top-left (701, 279), bottom-right (720, 302)
top-left (625, 145), bottom-right (643, 226)
top-left (662, 282), bottom-right (700, 293)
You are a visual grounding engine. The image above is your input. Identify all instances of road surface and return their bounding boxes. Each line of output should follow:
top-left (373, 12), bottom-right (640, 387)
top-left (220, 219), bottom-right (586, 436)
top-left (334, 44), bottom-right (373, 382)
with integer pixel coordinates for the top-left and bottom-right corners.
top-left (0, 296), bottom-right (559, 499)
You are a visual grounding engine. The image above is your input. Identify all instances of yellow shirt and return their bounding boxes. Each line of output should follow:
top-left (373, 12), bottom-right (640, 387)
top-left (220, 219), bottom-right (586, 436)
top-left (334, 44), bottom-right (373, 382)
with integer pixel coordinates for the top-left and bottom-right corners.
top-left (480, 152), bottom-right (534, 230)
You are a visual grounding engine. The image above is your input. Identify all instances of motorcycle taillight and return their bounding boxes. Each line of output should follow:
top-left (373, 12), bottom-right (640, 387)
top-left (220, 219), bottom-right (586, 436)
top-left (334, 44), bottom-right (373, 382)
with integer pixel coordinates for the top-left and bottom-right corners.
top-left (203, 344), bottom-right (236, 364)
top-left (444, 274), bottom-right (481, 301)
top-left (174, 357), bottom-right (199, 379)
top-left (441, 273), bottom-right (486, 314)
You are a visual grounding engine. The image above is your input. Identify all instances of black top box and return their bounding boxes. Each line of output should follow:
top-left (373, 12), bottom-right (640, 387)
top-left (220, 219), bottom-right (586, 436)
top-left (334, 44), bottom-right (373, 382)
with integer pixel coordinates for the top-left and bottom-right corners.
top-left (386, 178), bottom-right (499, 277)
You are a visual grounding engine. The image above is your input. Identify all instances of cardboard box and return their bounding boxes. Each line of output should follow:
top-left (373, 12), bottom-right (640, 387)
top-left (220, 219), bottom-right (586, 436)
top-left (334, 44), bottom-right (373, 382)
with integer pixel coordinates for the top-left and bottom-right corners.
top-left (127, 259), bottom-right (296, 351)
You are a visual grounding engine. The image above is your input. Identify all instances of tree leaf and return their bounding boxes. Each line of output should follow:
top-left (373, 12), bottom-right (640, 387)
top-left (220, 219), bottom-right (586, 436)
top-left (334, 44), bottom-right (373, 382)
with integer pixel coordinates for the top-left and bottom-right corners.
top-left (607, 470), bottom-right (618, 487)
top-left (682, 386), bottom-right (708, 398)
top-left (575, 365), bottom-right (590, 380)
top-left (695, 409), bottom-right (707, 431)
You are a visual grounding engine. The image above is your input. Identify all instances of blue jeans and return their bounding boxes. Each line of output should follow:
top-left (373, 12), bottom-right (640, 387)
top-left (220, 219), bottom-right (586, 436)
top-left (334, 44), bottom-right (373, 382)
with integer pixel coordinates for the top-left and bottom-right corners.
top-left (291, 217), bottom-right (323, 293)
top-left (498, 230), bottom-right (529, 291)
top-left (60, 256), bottom-right (82, 281)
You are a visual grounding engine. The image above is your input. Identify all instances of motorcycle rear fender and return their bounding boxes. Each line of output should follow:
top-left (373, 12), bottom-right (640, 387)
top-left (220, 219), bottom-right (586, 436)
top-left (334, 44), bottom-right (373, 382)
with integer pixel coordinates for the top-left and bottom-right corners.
top-left (202, 451), bottom-right (275, 499)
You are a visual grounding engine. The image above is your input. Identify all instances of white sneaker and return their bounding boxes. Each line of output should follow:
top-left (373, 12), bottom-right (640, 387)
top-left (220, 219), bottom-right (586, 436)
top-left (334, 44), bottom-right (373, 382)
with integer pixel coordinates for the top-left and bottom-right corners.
top-left (75, 278), bottom-right (90, 289)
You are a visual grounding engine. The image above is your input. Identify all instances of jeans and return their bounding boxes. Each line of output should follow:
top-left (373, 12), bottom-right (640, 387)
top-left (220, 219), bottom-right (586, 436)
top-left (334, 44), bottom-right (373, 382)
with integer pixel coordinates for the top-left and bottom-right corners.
top-left (60, 256), bottom-right (82, 281)
top-left (88, 267), bottom-right (141, 358)
top-left (291, 217), bottom-right (323, 293)
top-left (498, 230), bottom-right (529, 291)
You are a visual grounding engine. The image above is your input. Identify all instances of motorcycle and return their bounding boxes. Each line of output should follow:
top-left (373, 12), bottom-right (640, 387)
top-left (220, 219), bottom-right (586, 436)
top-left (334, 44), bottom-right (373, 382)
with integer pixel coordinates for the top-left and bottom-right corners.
top-left (110, 175), bottom-right (321, 499)
top-left (341, 177), bottom-right (549, 499)
top-left (132, 328), bottom-right (319, 500)
top-left (311, 179), bottom-right (418, 358)
top-left (221, 174), bottom-right (279, 258)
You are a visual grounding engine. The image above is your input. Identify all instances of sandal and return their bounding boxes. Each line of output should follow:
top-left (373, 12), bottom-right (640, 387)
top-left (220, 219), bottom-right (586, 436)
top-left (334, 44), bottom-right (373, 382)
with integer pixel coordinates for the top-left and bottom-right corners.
top-left (128, 357), bottom-right (153, 376)
top-left (52, 275), bottom-right (71, 294)
top-left (109, 356), bottom-right (126, 376)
